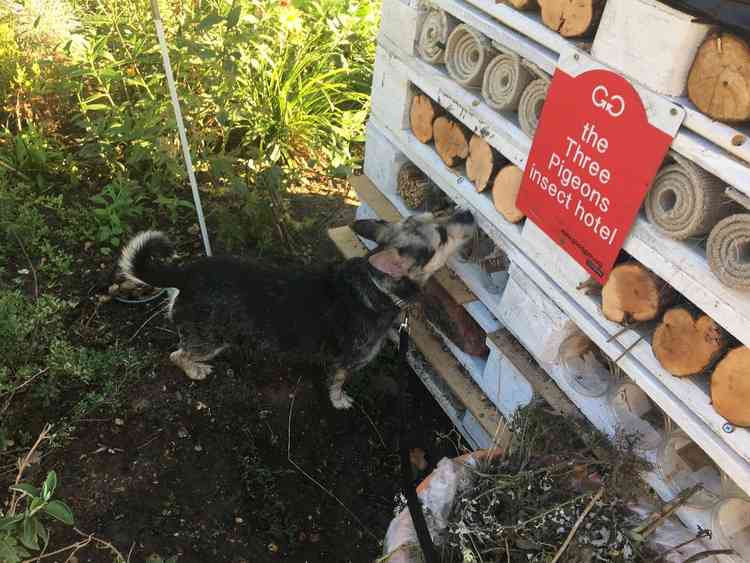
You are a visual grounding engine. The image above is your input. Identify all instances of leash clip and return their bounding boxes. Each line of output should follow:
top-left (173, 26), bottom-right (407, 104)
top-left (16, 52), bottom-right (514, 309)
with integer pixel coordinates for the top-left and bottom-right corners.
top-left (399, 311), bottom-right (410, 335)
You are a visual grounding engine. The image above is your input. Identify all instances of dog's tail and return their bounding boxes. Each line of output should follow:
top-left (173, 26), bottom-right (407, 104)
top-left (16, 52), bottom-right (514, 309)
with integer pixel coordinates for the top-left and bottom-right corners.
top-left (118, 231), bottom-right (183, 289)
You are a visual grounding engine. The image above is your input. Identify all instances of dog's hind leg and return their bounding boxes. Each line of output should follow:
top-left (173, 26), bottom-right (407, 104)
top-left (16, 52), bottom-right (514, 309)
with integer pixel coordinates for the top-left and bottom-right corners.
top-left (327, 368), bottom-right (354, 410)
top-left (170, 344), bottom-right (228, 381)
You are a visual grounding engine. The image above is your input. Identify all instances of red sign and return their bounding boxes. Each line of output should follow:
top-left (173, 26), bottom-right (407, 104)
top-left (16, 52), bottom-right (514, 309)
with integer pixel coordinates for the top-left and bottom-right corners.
top-left (516, 62), bottom-right (677, 283)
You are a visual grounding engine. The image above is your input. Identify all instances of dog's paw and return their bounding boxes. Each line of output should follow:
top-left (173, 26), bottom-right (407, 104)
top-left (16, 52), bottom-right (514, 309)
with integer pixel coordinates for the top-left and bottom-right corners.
top-left (185, 362), bottom-right (213, 381)
top-left (329, 389), bottom-right (354, 410)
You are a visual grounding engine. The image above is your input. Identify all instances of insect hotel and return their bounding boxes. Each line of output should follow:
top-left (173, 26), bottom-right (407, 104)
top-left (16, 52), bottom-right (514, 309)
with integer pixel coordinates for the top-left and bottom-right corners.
top-left (329, 0), bottom-right (750, 559)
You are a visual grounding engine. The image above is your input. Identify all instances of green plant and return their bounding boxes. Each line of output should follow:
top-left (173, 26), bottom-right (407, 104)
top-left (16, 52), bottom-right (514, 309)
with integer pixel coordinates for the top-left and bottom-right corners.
top-left (90, 178), bottom-right (145, 252)
top-left (0, 469), bottom-right (74, 563)
top-left (0, 291), bottom-right (69, 391)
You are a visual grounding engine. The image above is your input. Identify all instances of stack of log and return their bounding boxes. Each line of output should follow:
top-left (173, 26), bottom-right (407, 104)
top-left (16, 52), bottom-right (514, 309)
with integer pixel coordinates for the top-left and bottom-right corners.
top-left (409, 91), bottom-right (527, 225)
top-left (601, 261), bottom-right (749, 427)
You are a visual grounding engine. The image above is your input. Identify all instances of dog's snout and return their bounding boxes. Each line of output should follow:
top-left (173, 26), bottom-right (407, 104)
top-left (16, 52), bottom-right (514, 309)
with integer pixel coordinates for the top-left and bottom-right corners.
top-left (453, 209), bottom-right (475, 226)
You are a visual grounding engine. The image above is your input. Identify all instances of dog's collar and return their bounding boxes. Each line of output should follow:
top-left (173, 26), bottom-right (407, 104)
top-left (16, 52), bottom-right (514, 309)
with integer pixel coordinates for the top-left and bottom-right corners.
top-left (368, 272), bottom-right (410, 310)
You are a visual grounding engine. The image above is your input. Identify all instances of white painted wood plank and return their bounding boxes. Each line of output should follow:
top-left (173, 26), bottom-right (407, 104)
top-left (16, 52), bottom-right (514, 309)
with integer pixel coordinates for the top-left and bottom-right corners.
top-left (463, 300), bottom-right (502, 333)
top-left (366, 115), bottom-right (750, 498)
top-left (371, 39), bottom-right (750, 349)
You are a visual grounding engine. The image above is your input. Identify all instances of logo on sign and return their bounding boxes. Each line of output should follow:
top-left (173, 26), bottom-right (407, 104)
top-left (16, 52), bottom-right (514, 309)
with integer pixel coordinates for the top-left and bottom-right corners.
top-left (592, 85), bottom-right (625, 118)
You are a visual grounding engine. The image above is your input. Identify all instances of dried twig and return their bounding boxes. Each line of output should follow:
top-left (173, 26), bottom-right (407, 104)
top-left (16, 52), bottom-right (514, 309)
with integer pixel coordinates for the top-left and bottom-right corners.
top-left (135, 429), bottom-right (163, 450)
top-left (606, 324), bottom-right (632, 343)
top-left (0, 367), bottom-right (48, 399)
top-left (287, 376), bottom-right (378, 540)
top-left (683, 550), bottom-right (734, 562)
top-left (613, 333), bottom-right (647, 364)
top-left (550, 486), bottom-right (605, 563)
top-left (647, 528), bottom-right (712, 562)
top-left (128, 301), bottom-right (169, 342)
top-left (355, 400), bottom-right (386, 449)
top-left (22, 527), bottom-right (126, 563)
top-left (631, 484), bottom-right (703, 539)
top-left (0, 368), bottom-right (49, 419)
top-left (9, 423), bottom-right (53, 516)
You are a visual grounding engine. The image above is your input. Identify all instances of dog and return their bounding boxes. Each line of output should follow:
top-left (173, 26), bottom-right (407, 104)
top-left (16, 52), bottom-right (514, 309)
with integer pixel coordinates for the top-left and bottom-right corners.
top-left (117, 209), bottom-right (476, 409)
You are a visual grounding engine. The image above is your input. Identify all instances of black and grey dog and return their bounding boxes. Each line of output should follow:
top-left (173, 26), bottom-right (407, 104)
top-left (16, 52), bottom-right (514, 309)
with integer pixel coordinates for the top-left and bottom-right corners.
top-left (117, 209), bottom-right (476, 409)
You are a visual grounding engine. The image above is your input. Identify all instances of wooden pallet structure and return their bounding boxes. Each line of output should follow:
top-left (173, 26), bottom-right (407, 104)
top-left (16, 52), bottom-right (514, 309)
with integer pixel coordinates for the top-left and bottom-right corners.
top-left (331, 0), bottom-right (750, 559)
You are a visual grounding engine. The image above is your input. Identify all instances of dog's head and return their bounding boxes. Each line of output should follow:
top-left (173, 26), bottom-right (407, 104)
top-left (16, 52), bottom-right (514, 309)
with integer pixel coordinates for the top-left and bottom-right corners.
top-left (351, 209), bottom-right (476, 285)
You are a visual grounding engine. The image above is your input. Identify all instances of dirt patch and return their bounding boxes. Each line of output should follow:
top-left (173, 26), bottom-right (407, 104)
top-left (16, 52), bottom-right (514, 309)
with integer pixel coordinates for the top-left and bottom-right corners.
top-left (46, 342), bottom-right (458, 562)
top-left (5, 186), bottom-right (464, 562)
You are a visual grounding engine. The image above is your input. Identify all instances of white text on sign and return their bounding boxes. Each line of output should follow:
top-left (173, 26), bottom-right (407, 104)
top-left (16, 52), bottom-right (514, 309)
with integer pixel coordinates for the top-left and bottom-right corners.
top-left (527, 121), bottom-right (618, 245)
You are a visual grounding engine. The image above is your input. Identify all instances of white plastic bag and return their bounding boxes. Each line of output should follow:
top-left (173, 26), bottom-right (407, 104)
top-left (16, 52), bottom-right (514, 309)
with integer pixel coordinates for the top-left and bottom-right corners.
top-left (381, 450), bottom-right (502, 562)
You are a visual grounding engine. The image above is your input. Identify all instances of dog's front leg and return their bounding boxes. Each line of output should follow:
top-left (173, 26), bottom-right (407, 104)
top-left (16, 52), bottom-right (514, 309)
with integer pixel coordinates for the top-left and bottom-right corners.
top-left (327, 368), bottom-right (354, 410)
top-left (170, 345), bottom-right (227, 381)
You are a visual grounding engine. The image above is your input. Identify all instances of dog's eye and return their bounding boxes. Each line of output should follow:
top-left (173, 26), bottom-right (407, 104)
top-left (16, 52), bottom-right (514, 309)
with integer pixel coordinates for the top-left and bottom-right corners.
top-left (437, 226), bottom-right (448, 245)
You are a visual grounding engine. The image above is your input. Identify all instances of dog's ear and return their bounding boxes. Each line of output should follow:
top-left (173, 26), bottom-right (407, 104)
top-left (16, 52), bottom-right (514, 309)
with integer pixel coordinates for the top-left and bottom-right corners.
top-left (369, 248), bottom-right (411, 279)
top-left (351, 219), bottom-right (389, 243)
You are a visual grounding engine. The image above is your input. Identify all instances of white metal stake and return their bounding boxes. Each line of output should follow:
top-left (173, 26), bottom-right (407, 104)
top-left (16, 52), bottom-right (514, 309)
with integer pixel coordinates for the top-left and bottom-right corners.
top-left (150, 0), bottom-right (212, 256)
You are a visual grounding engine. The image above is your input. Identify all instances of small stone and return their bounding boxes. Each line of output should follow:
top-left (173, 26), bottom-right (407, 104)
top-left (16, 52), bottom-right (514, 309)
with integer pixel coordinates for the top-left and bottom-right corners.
top-left (194, 444), bottom-right (203, 452)
top-left (114, 418), bottom-right (125, 426)
top-left (195, 401), bottom-right (208, 411)
top-left (17, 268), bottom-right (29, 275)
top-left (235, 517), bottom-right (244, 524)
top-left (177, 428), bottom-right (189, 439)
top-left (267, 543), bottom-right (279, 553)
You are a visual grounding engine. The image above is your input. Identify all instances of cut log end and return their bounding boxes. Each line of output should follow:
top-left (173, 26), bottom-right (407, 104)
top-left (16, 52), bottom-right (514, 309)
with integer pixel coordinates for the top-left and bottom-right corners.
top-left (433, 116), bottom-right (471, 168)
top-left (688, 33), bottom-right (750, 123)
top-left (601, 262), bottom-right (676, 323)
top-left (653, 308), bottom-right (728, 377)
top-left (711, 346), bottom-right (750, 427)
top-left (491, 164), bottom-right (526, 223)
top-left (539, 0), bottom-right (603, 38)
top-left (508, 0), bottom-right (538, 10)
top-left (466, 135), bottom-right (504, 192)
top-left (410, 94), bottom-right (443, 144)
